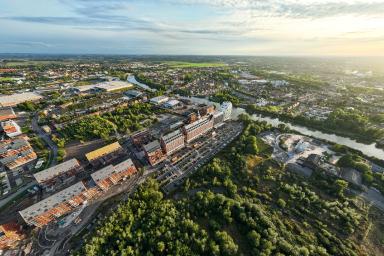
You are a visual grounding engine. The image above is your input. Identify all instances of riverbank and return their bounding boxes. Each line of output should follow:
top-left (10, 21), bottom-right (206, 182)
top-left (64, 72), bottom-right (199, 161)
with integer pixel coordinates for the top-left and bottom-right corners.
top-left (245, 105), bottom-right (384, 150)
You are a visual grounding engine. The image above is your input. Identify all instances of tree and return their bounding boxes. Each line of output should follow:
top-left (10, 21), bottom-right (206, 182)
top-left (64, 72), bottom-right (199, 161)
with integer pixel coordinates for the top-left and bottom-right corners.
top-left (277, 198), bottom-right (286, 208)
top-left (335, 179), bottom-right (348, 197)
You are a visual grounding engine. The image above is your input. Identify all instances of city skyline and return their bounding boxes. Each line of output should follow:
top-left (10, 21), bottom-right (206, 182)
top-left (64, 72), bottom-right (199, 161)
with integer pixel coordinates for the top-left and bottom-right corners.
top-left (1, 0), bottom-right (384, 56)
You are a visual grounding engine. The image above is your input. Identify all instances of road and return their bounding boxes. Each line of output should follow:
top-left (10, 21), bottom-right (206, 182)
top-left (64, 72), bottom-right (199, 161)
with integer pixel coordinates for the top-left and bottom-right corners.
top-left (355, 188), bottom-right (384, 212)
top-left (32, 113), bottom-right (58, 167)
top-left (34, 174), bottom-right (142, 256)
top-left (0, 180), bottom-right (36, 209)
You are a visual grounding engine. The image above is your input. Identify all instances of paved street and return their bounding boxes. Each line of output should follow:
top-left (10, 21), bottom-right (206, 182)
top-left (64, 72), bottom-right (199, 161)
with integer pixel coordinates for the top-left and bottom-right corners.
top-left (32, 114), bottom-right (58, 167)
top-left (162, 122), bottom-right (243, 193)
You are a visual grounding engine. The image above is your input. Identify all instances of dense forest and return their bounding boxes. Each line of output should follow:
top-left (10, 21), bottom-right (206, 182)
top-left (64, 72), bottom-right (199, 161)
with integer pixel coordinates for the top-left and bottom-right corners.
top-left (77, 116), bottom-right (382, 256)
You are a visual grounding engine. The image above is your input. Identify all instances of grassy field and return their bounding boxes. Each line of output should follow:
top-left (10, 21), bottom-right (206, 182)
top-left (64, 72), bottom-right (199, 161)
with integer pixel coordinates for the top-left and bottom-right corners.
top-left (0, 77), bottom-right (13, 82)
top-left (165, 61), bottom-right (227, 68)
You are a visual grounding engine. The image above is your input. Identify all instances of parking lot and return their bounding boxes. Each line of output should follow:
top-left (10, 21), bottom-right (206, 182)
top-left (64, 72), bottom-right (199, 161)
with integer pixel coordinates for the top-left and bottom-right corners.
top-left (160, 121), bottom-right (243, 193)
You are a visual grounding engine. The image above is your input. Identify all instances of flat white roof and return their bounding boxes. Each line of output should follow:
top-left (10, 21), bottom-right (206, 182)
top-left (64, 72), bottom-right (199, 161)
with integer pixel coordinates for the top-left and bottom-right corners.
top-left (164, 99), bottom-right (180, 107)
top-left (0, 92), bottom-right (42, 107)
top-left (150, 95), bottom-right (169, 103)
top-left (33, 158), bottom-right (80, 183)
top-left (74, 81), bottom-right (133, 92)
top-left (95, 81), bottom-right (133, 91)
top-left (19, 182), bottom-right (86, 220)
top-left (90, 165), bottom-right (115, 182)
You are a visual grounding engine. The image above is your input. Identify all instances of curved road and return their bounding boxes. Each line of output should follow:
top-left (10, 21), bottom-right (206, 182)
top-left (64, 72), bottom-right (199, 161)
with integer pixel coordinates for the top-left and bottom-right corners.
top-left (32, 114), bottom-right (58, 167)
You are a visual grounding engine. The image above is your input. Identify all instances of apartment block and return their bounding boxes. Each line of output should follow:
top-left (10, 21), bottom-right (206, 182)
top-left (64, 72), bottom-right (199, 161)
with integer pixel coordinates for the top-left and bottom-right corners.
top-left (160, 129), bottom-right (185, 155)
top-left (182, 116), bottom-right (214, 143)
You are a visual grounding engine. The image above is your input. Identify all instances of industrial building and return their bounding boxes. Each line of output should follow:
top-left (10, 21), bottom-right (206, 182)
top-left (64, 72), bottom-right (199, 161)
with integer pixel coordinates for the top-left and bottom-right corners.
top-left (124, 90), bottom-right (144, 99)
top-left (85, 142), bottom-right (124, 167)
top-left (91, 159), bottom-right (137, 191)
top-left (0, 137), bottom-right (37, 171)
top-left (1, 120), bottom-right (22, 138)
top-left (70, 81), bottom-right (134, 94)
top-left (182, 116), bottom-right (214, 143)
top-left (19, 182), bottom-right (98, 227)
top-left (150, 95), bottom-right (169, 105)
top-left (0, 92), bottom-right (43, 107)
top-left (0, 222), bottom-right (23, 249)
top-left (131, 129), bottom-right (153, 149)
top-left (33, 158), bottom-right (83, 188)
top-left (91, 81), bottom-right (134, 93)
top-left (0, 107), bottom-right (16, 122)
top-left (160, 129), bottom-right (185, 155)
top-left (163, 99), bottom-right (181, 109)
top-left (143, 140), bottom-right (166, 166)
top-left (220, 101), bottom-right (232, 121)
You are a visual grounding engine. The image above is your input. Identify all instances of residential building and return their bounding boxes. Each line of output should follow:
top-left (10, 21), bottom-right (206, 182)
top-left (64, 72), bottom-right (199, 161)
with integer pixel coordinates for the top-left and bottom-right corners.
top-left (0, 120), bottom-right (22, 138)
top-left (85, 142), bottom-right (124, 167)
top-left (19, 182), bottom-right (98, 227)
top-left (33, 158), bottom-right (83, 188)
top-left (0, 222), bottom-right (23, 249)
top-left (161, 129), bottom-right (185, 155)
top-left (220, 101), bottom-right (232, 121)
top-left (0, 138), bottom-right (37, 171)
top-left (182, 116), bottom-right (214, 143)
top-left (213, 111), bottom-right (224, 128)
top-left (0, 107), bottom-right (16, 122)
top-left (144, 140), bottom-right (166, 166)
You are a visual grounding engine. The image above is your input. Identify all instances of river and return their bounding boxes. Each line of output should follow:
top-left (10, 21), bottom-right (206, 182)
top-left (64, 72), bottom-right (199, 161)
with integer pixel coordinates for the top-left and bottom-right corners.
top-left (127, 75), bottom-right (157, 92)
top-left (182, 96), bottom-right (384, 159)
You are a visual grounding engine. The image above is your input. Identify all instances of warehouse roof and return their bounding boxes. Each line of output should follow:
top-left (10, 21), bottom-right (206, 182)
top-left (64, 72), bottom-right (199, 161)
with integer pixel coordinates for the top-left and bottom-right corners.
top-left (33, 158), bottom-right (81, 183)
top-left (95, 81), bottom-right (133, 92)
top-left (85, 142), bottom-right (122, 162)
top-left (90, 165), bottom-right (115, 182)
top-left (0, 92), bottom-right (42, 107)
top-left (19, 182), bottom-right (86, 221)
top-left (0, 107), bottom-right (16, 121)
top-left (114, 158), bottom-right (134, 173)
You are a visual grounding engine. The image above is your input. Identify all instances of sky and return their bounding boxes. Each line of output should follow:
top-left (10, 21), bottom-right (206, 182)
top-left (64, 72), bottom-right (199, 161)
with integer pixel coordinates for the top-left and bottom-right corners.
top-left (1, 0), bottom-right (384, 56)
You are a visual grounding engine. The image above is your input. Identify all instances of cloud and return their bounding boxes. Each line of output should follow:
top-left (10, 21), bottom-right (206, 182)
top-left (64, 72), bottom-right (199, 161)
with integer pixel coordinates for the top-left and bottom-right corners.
top-left (172, 0), bottom-right (384, 18)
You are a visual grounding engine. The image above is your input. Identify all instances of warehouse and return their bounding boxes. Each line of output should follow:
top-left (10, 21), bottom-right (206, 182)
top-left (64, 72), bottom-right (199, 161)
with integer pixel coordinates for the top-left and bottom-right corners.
top-left (0, 107), bottom-right (16, 122)
top-left (19, 182), bottom-right (96, 227)
top-left (85, 142), bottom-right (124, 167)
top-left (91, 159), bottom-right (137, 191)
top-left (163, 99), bottom-right (181, 109)
top-left (0, 92), bottom-right (42, 107)
top-left (33, 158), bottom-right (83, 188)
top-left (150, 95), bottom-right (169, 105)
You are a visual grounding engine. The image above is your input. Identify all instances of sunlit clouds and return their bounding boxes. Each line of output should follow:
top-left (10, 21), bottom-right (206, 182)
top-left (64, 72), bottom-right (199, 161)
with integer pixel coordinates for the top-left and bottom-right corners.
top-left (0, 0), bottom-right (383, 55)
